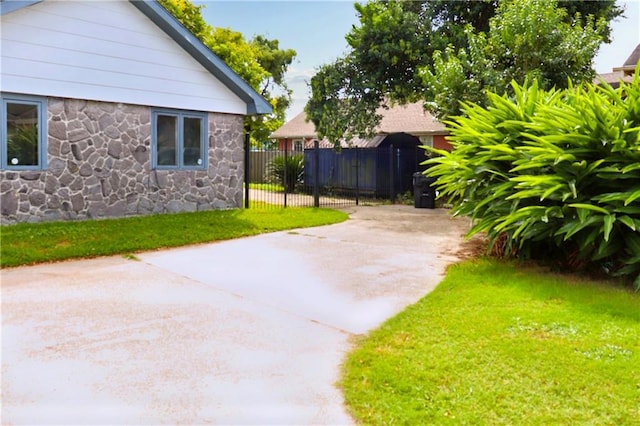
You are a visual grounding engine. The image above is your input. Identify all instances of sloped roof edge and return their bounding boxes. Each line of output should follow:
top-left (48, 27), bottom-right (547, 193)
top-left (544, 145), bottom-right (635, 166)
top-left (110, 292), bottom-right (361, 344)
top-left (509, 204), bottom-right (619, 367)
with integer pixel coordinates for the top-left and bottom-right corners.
top-left (1, 0), bottom-right (272, 116)
top-left (623, 43), bottom-right (640, 68)
top-left (0, 0), bottom-right (43, 15)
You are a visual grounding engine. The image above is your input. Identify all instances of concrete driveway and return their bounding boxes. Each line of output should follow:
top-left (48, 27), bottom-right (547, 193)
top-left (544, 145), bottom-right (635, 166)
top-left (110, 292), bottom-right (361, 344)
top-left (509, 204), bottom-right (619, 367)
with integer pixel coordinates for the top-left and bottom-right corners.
top-left (1, 205), bottom-right (469, 425)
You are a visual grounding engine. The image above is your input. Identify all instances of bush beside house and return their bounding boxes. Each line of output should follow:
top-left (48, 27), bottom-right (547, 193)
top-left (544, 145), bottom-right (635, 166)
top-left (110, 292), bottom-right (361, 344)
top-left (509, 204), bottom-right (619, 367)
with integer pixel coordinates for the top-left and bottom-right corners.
top-left (426, 69), bottom-right (640, 286)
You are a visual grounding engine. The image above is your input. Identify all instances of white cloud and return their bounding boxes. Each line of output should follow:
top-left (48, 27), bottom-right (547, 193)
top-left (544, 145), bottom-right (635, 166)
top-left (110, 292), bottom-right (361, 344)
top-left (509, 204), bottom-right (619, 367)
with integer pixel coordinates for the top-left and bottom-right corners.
top-left (284, 67), bottom-right (317, 119)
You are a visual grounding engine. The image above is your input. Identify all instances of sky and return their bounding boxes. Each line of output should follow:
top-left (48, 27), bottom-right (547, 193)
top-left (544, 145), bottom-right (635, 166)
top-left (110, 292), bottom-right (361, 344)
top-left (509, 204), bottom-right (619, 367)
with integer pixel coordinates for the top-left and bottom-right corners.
top-left (196, 0), bottom-right (640, 120)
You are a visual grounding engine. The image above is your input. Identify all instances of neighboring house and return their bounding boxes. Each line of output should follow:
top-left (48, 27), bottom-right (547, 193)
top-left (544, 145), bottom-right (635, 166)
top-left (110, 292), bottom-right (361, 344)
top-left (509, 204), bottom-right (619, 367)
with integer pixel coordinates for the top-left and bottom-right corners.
top-left (595, 43), bottom-right (639, 88)
top-left (270, 103), bottom-right (450, 198)
top-left (0, 0), bottom-right (271, 224)
top-left (271, 102), bottom-right (451, 152)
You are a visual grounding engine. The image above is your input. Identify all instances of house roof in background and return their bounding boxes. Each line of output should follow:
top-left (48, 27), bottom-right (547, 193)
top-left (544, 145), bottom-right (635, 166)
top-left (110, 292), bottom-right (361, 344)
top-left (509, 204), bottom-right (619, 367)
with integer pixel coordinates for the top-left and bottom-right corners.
top-left (596, 43), bottom-right (638, 87)
top-left (594, 71), bottom-right (634, 88)
top-left (0, 0), bottom-right (272, 115)
top-left (270, 111), bottom-right (317, 139)
top-left (377, 102), bottom-right (446, 134)
top-left (271, 102), bottom-right (446, 142)
top-left (622, 43), bottom-right (640, 68)
top-left (612, 43), bottom-right (639, 76)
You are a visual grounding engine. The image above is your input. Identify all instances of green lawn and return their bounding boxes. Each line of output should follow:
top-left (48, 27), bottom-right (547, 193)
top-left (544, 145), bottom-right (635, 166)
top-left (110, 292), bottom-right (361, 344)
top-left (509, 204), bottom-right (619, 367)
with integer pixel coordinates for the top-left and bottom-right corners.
top-left (342, 258), bottom-right (640, 425)
top-left (249, 182), bottom-right (285, 192)
top-left (0, 207), bottom-right (348, 267)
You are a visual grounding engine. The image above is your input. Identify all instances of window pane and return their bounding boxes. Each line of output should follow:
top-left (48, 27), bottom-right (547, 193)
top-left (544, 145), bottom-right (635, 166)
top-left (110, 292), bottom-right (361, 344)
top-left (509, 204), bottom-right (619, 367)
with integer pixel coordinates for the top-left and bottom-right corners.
top-left (183, 116), bottom-right (203, 166)
top-left (6, 102), bottom-right (39, 166)
top-left (156, 114), bottom-right (177, 166)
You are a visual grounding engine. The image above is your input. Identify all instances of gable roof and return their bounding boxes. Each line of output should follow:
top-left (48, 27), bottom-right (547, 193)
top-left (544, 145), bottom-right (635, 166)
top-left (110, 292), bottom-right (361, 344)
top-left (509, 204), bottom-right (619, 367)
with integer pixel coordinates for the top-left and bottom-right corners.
top-left (624, 44), bottom-right (640, 67)
top-left (270, 111), bottom-right (317, 139)
top-left (0, 0), bottom-right (271, 115)
top-left (610, 43), bottom-right (639, 77)
top-left (271, 102), bottom-right (446, 143)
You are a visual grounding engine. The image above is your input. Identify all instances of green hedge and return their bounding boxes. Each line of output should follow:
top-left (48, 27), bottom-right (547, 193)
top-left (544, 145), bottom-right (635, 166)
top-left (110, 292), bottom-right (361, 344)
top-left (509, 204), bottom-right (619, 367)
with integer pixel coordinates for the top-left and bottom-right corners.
top-left (425, 68), bottom-right (640, 287)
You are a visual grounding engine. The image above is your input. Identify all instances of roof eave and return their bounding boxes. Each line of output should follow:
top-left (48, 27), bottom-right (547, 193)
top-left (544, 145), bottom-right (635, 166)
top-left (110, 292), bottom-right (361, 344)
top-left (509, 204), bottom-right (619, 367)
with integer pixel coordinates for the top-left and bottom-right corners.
top-left (271, 134), bottom-right (317, 139)
top-left (129, 0), bottom-right (272, 116)
top-left (0, 0), bottom-right (42, 15)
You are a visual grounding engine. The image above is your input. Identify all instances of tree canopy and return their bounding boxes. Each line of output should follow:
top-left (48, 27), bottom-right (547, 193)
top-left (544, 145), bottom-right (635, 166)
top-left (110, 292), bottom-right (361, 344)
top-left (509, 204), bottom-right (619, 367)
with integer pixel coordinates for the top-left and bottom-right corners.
top-left (305, 0), bottom-right (622, 145)
top-left (159, 0), bottom-right (296, 147)
top-left (421, 0), bottom-right (606, 117)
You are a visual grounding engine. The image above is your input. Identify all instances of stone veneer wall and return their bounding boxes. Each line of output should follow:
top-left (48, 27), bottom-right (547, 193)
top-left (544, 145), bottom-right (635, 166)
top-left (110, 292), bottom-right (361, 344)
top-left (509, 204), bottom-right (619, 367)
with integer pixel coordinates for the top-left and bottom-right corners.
top-left (0, 97), bottom-right (245, 224)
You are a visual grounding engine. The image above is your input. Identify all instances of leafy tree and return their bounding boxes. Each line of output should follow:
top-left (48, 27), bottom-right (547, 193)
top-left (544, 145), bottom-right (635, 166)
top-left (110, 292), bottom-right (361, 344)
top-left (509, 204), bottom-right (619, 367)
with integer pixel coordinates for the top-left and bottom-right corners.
top-left (422, 0), bottom-right (606, 118)
top-left (305, 58), bottom-right (382, 146)
top-left (306, 0), bottom-right (622, 143)
top-left (159, 0), bottom-right (209, 39)
top-left (158, 0), bottom-right (296, 147)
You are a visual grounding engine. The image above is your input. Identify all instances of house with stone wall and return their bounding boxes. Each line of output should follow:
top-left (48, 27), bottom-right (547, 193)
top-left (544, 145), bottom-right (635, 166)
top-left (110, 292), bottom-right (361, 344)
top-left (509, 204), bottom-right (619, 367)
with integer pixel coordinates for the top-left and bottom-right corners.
top-left (0, 0), bottom-right (271, 224)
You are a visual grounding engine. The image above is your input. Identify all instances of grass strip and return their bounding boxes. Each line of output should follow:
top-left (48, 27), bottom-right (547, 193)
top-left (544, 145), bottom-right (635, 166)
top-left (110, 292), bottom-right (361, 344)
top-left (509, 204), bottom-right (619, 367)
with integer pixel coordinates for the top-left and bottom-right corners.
top-left (0, 207), bottom-right (348, 267)
top-left (342, 258), bottom-right (640, 425)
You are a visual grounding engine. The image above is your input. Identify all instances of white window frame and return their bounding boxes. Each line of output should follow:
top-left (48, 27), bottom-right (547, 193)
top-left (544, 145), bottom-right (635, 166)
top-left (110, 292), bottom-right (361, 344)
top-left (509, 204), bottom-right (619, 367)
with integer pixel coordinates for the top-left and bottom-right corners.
top-left (1, 93), bottom-right (48, 171)
top-left (151, 108), bottom-right (208, 170)
top-left (293, 139), bottom-right (304, 152)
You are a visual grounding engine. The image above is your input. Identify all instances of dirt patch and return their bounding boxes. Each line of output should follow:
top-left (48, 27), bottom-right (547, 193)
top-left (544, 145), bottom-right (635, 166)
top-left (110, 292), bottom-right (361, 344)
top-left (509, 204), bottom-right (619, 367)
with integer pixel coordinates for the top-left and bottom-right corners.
top-left (455, 233), bottom-right (489, 260)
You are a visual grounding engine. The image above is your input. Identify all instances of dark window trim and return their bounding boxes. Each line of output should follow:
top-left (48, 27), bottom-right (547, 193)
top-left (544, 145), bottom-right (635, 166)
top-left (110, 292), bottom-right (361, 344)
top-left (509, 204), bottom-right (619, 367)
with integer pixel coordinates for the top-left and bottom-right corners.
top-left (151, 108), bottom-right (208, 171)
top-left (0, 93), bottom-right (47, 171)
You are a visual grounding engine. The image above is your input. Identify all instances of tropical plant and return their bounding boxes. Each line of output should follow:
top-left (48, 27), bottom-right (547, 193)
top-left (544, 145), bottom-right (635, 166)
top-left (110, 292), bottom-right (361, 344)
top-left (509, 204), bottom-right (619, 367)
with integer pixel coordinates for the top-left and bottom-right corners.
top-left (267, 154), bottom-right (304, 193)
top-left (421, 0), bottom-right (605, 118)
top-left (425, 68), bottom-right (640, 287)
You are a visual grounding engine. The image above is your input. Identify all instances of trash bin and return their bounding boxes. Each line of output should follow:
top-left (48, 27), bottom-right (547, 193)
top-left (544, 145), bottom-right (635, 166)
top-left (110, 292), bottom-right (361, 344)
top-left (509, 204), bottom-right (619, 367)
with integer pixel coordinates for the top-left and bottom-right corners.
top-left (413, 172), bottom-right (436, 209)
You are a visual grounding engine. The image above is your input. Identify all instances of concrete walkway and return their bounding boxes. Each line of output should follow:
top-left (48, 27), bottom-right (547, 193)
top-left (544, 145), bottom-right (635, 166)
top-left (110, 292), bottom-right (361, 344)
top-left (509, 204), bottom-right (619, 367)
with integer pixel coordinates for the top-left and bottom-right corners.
top-left (1, 205), bottom-right (469, 425)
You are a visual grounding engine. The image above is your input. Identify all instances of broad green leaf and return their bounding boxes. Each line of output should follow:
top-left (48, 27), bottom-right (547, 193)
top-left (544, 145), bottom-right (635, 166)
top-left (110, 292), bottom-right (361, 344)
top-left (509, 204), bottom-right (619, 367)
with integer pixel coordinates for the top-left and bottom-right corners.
top-left (624, 189), bottom-right (640, 206)
top-left (540, 184), bottom-right (565, 201)
top-left (618, 215), bottom-right (637, 231)
top-left (602, 214), bottom-right (615, 242)
top-left (556, 216), bottom-right (601, 241)
top-left (569, 203), bottom-right (610, 215)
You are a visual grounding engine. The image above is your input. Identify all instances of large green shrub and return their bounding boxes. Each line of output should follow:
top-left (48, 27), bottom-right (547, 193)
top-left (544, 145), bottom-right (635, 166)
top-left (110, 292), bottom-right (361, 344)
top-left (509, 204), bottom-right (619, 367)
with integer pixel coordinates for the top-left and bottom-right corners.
top-left (425, 69), bottom-right (640, 287)
top-left (268, 154), bottom-right (304, 192)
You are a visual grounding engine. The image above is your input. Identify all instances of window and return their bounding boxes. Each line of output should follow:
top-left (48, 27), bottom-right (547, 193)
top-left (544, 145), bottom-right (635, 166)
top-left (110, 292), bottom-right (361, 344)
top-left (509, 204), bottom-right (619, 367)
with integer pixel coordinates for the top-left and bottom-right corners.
top-left (152, 109), bottom-right (207, 169)
top-left (1, 94), bottom-right (47, 170)
top-left (418, 135), bottom-right (434, 148)
top-left (293, 139), bottom-right (303, 152)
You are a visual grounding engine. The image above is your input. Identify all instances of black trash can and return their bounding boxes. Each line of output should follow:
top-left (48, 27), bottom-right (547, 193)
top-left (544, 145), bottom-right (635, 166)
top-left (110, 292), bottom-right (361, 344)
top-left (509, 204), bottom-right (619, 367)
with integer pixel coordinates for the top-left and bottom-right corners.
top-left (413, 172), bottom-right (436, 209)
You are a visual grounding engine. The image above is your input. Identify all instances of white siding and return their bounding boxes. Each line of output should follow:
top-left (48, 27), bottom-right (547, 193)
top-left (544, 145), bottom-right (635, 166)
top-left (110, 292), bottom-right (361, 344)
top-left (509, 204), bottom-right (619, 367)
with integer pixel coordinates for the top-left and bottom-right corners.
top-left (0, 1), bottom-right (248, 114)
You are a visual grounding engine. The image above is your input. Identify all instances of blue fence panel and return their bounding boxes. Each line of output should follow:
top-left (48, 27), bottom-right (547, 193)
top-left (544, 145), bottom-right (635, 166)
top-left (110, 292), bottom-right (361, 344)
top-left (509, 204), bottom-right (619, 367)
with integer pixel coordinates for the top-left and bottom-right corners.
top-left (304, 148), bottom-right (380, 196)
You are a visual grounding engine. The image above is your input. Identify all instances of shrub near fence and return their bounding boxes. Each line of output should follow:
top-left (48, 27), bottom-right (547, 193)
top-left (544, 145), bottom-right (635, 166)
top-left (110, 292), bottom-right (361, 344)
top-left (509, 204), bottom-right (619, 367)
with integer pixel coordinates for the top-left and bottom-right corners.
top-left (426, 71), bottom-right (640, 287)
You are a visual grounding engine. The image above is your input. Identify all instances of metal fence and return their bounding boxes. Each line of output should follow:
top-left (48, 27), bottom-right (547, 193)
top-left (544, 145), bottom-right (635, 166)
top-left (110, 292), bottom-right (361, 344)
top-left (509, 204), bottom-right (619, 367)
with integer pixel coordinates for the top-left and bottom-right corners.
top-left (244, 139), bottom-right (426, 208)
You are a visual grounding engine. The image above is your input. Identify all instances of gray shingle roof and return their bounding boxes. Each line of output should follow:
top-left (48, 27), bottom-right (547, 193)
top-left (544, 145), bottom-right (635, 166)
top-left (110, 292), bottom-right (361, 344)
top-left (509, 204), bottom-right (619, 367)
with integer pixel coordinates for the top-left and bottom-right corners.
top-left (271, 102), bottom-right (446, 142)
top-left (611, 43), bottom-right (639, 77)
top-left (270, 111), bottom-right (317, 139)
top-left (623, 43), bottom-right (640, 68)
top-left (594, 71), bottom-right (633, 88)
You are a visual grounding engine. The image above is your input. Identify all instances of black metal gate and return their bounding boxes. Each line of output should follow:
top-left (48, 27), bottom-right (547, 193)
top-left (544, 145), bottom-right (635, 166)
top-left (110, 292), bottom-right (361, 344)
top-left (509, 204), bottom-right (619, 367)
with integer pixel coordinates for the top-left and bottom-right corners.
top-left (244, 138), bottom-right (425, 208)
